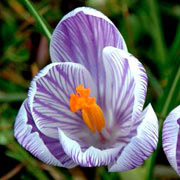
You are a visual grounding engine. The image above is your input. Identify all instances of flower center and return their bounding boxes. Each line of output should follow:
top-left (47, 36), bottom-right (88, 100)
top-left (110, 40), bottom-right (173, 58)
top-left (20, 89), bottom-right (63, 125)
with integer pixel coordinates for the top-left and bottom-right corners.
top-left (69, 84), bottom-right (105, 133)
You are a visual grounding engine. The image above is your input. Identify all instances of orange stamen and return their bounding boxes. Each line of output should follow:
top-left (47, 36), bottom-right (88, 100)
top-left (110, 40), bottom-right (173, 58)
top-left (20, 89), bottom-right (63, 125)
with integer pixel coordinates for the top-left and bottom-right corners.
top-left (69, 84), bottom-right (105, 133)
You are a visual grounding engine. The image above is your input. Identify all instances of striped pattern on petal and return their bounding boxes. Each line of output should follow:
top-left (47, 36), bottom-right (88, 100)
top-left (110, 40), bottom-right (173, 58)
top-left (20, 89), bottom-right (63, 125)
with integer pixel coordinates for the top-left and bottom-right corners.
top-left (58, 128), bottom-right (123, 167)
top-left (14, 99), bottom-right (76, 168)
top-left (50, 7), bottom-right (127, 89)
top-left (108, 104), bottom-right (158, 172)
top-left (163, 105), bottom-right (180, 175)
top-left (107, 48), bottom-right (147, 123)
top-left (28, 62), bottom-right (97, 139)
top-left (101, 47), bottom-right (135, 132)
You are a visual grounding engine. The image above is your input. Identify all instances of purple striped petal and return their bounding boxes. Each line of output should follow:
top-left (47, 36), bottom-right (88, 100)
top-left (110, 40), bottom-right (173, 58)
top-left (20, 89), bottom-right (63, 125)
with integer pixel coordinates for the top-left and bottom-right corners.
top-left (14, 99), bottom-right (76, 168)
top-left (50, 7), bottom-right (127, 89)
top-left (162, 105), bottom-right (180, 175)
top-left (28, 62), bottom-right (97, 141)
top-left (108, 104), bottom-right (158, 172)
top-left (100, 47), bottom-right (135, 134)
top-left (107, 47), bottom-right (147, 122)
top-left (58, 128), bottom-right (123, 167)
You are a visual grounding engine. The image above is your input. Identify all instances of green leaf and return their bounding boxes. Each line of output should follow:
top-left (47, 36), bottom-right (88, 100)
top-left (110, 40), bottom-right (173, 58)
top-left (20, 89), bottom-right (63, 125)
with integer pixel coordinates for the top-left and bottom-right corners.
top-left (20, 0), bottom-right (52, 41)
top-left (120, 166), bottom-right (146, 180)
top-left (0, 92), bottom-right (27, 102)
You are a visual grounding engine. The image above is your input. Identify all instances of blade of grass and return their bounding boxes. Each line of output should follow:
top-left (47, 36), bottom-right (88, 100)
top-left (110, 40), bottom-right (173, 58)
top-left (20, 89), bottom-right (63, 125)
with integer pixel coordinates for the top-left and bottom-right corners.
top-left (145, 65), bottom-right (180, 180)
top-left (144, 0), bottom-right (167, 66)
top-left (20, 0), bottom-right (52, 41)
top-left (0, 92), bottom-right (27, 102)
top-left (167, 22), bottom-right (180, 65)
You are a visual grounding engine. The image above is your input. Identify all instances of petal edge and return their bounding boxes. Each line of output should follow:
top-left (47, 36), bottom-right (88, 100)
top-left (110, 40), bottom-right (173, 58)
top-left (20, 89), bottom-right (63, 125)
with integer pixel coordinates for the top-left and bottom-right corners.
top-left (108, 104), bottom-right (158, 172)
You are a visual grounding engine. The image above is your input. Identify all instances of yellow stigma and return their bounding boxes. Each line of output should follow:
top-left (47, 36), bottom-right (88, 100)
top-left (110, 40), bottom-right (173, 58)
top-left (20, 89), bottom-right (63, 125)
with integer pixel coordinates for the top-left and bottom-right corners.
top-left (69, 84), bottom-right (105, 133)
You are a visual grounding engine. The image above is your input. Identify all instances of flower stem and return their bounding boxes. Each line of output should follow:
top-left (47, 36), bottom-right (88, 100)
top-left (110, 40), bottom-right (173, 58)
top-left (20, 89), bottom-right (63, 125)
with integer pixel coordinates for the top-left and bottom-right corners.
top-left (21, 0), bottom-right (52, 41)
top-left (145, 66), bottom-right (180, 180)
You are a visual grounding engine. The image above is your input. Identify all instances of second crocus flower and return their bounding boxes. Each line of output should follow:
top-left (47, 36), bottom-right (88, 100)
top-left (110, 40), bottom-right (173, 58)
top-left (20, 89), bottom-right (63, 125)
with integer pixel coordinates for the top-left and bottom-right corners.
top-left (163, 105), bottom-right (180, 175)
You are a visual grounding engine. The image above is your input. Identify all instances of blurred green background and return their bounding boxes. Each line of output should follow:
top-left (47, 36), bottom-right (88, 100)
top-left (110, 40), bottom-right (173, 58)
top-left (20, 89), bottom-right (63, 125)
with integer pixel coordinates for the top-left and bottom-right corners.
top-left (0, 0), bottom-right (179, 179)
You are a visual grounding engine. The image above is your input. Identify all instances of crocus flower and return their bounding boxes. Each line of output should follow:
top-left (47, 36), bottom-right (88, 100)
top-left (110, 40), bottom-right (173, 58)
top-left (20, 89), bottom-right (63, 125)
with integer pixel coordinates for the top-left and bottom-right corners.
top-left (14, 7), bottom-right (158, 171)
top-left (163, 105), bottom-right (180, 175)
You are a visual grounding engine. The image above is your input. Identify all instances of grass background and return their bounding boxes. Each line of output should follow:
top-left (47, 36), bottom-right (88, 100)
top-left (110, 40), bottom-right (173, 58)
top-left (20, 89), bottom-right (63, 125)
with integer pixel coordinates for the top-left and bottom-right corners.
top-left (0, 0), bottom-right (179, 179)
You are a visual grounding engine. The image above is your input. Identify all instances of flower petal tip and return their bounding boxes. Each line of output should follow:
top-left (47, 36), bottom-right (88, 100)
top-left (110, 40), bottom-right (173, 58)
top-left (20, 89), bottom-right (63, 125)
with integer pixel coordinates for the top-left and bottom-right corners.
top-left (60, 7), bottom-right (113, 25)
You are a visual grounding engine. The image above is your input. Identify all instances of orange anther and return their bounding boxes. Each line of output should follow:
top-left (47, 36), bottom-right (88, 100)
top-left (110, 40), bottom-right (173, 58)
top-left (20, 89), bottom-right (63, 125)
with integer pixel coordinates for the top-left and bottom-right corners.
top-left (69, 84), bottom-right (105, 133)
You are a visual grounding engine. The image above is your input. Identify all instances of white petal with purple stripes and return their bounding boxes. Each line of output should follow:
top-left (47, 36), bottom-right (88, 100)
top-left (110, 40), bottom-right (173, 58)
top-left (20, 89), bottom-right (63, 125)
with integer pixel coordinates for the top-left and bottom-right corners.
top-left (58, 128), bottom-right (123, 167)
top-left (28, 62), bottom-right (97, 139)
top-left (14, 99), bottom-right (76, 168)
top-left (105, 47), bottom-right (147, 123)
top-left (50, 7), bottom-right (127, 88)
top-left (162, 105), bottom-right (180, 175)
top-left (108, 104), bottom-right (158, 171)
top-left (100, 47), bottom-right (135, 134)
